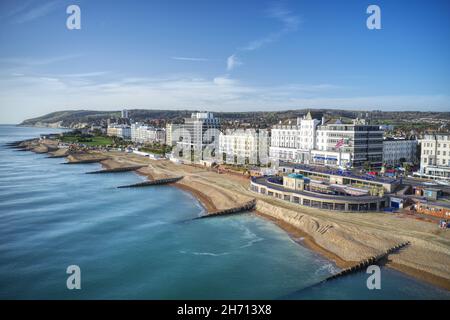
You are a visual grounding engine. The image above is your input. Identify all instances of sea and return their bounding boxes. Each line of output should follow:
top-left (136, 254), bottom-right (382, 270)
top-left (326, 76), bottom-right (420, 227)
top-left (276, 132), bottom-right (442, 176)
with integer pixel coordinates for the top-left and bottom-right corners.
top-left (0, 125), bottom-right (448, 299)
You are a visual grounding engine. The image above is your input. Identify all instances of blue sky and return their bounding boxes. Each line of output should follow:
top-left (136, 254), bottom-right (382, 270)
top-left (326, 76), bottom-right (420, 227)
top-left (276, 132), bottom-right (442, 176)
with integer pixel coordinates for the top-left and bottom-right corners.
top-left (0, 0), bottom-right (449, 123)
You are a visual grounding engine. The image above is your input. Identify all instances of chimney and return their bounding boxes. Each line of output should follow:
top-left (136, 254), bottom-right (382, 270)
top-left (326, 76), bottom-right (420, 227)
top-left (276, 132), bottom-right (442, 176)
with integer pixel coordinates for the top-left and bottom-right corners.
top-left (321, 116), bottom-right (325, 125)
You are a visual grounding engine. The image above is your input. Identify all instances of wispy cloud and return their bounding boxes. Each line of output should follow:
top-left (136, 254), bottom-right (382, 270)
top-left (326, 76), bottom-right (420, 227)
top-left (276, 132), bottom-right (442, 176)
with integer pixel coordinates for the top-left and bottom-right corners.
top-left (226, 54), bottom-right (242, 71)
top-left (10, 0), bottom-right (62, 24)
top-left (226, 2), bottom-right (300, 71)
top-left (171, 56), bottom-right (209, 62)
top-left (59, 71), bottom-right (109, 78)
top-left (0, 54), bottom-right (83, 67)
top-left (241, 3), bottom-right (300, 52)
top-left (0, 0), bottom-right (34, 19)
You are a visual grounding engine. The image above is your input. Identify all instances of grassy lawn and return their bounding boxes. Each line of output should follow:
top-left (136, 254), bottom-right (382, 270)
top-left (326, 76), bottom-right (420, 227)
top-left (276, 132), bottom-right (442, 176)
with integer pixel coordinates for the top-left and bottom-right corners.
top-left (60, 135), bottom-right (116, 146)
top-left (139, 146), bottom-right (169, 155)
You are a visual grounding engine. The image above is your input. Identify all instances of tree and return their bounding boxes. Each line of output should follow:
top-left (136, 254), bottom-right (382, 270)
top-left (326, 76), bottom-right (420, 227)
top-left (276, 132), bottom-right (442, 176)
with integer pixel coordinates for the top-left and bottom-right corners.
top-left (364, 161), bottom-right (371, 171)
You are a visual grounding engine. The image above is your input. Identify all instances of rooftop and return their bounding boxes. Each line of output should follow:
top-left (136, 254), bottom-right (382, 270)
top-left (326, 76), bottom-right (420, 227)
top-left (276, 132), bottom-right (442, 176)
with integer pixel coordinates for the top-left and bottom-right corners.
top-left (279, 162), bottom-right (398, 184)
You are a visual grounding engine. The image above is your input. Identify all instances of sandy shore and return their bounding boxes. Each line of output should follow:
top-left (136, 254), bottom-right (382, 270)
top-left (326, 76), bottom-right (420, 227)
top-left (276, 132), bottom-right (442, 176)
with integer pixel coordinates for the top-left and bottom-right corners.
top-left (20, 141), bottom-right (450, 291)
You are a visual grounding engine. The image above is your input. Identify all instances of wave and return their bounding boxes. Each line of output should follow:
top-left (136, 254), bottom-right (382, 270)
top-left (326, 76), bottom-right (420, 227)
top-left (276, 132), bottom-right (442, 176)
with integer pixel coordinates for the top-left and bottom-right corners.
top-left (314, 263), bottom-right (340, 276)
top-left (179, 250), bottom-right (231, 257)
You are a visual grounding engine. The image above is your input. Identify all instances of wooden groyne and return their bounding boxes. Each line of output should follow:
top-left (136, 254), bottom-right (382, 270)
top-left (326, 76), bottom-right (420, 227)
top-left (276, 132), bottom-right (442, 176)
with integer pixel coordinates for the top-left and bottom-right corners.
top-left (9, 145), bottom-right (29, 150)
top-left (117, 176), bottom-right (184, 188)
top-left (325, 241), bottom-right (411, 281)
top-left (4, 139), bottom-right (33, 148)
top-left (46, 154), bottom-right (69, 159)
top-left (281, 241), bottom-right (412, 298)
top-left (195, 199), bottom-right (256, 219)
top-left (5, 142), bottom-right (22, 147)
top-left (86, 165), bottom-right (146, 174)
top-left (63, 158), bottom-right (109, 165)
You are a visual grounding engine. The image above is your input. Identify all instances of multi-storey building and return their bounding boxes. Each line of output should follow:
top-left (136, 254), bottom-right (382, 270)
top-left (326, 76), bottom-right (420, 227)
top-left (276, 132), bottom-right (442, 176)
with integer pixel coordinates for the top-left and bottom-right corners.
top-left (107, 124), bottom-right (131, 140)
top-left (296, 113), bottom-right (321, 162)
top-left (219, 129), bottom-right (269, 165)
top-left (165, 123), bottom-right (182, 146)
top-left (269, 115), bottom-right (383, 168)
top-left (269, 112), bottom-right (320, 163)
top-left (417, 134), bottom-right (450, 180)
top-left (131, 123), bottom-right (166, 144)
top-left (313, 119), bottom-right (383, 168)
top-left (175, 112), bottom-right (220, 161)
top-left (382, 138), bottom-right (418, 166)
top-left (269, 122), bottom-right (300, 162)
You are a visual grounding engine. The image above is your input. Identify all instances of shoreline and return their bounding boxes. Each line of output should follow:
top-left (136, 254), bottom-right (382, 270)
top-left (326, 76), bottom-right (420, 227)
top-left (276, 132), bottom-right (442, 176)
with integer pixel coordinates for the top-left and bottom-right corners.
top-left (254, 211), bottom-right (355, 269)
top-left (173, 182), bottom-right (218, 213)
top-left (14, 138), bottom-right (450, 293)
top-left (255, 210), bottom-right (450, 291)
top-left (387, 262), bottom-right (450, 291)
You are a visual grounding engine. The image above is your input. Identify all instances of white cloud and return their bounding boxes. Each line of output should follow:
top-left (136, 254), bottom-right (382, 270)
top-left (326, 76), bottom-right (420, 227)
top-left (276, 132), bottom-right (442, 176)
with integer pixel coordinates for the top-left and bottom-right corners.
top-left (226, 3), bottom-right (301, 71)
top-left (213, 76), bottom-right (236, 86)
top-left (171, 56), bottom-right (209, 62)
top-left (227, 54), bottom-right (242, 71)
top-left (1, 72), bottom-right (448, 124)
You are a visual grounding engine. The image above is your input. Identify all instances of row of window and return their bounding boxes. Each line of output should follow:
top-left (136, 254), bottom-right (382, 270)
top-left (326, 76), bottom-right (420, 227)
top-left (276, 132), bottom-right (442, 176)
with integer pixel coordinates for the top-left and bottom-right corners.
top-left (423, 150), bottom-right (448, 156)
top-left (423, 142), bottom-right (449, 148)
top-left (423, 158), bottom-right (449, 165)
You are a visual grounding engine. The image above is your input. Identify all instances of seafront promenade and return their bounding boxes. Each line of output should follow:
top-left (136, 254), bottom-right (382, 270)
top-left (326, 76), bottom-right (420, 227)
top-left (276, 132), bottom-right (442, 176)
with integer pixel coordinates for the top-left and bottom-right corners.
top-left (12, 137), bottom-right (450, 291)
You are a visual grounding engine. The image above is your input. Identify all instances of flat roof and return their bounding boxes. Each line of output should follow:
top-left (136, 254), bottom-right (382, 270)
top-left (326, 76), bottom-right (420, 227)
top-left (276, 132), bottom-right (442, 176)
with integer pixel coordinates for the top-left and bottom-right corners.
top-left (279, 162), bottom-right (397, 184)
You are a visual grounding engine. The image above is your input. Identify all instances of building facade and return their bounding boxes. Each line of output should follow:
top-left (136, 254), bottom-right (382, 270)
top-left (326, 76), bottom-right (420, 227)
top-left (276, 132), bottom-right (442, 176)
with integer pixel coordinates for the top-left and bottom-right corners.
top-left (269, 112), bottom-right (320, 163)
top-left (175, 112), bottom-right (220, 162)
top-left (131, 123), bottom-right (165, 144)
top-left (269, 115), bottom-right (384, 168)
top-left (417, 134), bottom-right (450, 180)
top-left (165, 123), bottom-right (182, 146)
top-left (107, 124), bottom-right (131, 139)
top-left (219, 129), bottom-right (269, 165)
top-left (382, 138), bottom-right (418, 166)
top-left (314, 119), bottom-right (383, 168)
top-left (269, 123), bottom-right (300, 162)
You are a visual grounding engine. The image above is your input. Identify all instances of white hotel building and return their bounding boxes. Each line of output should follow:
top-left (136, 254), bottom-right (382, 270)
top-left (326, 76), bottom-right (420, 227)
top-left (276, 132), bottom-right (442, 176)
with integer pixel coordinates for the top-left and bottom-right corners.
top-left (131, 123), bottom-right (166, 144)
top-left (219, 129), bottom-right (269, 165)
top-left (269, 112), bottom-right (320, 163)
top-left (416, 133), bottom-right (450, 180)
top-left (269, 114), bottom-right (384, 168)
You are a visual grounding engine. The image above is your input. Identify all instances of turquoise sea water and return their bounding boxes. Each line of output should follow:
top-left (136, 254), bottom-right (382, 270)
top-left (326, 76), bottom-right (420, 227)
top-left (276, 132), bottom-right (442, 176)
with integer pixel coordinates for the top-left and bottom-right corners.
top-left (0, 125), bottom-right (449, 299)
